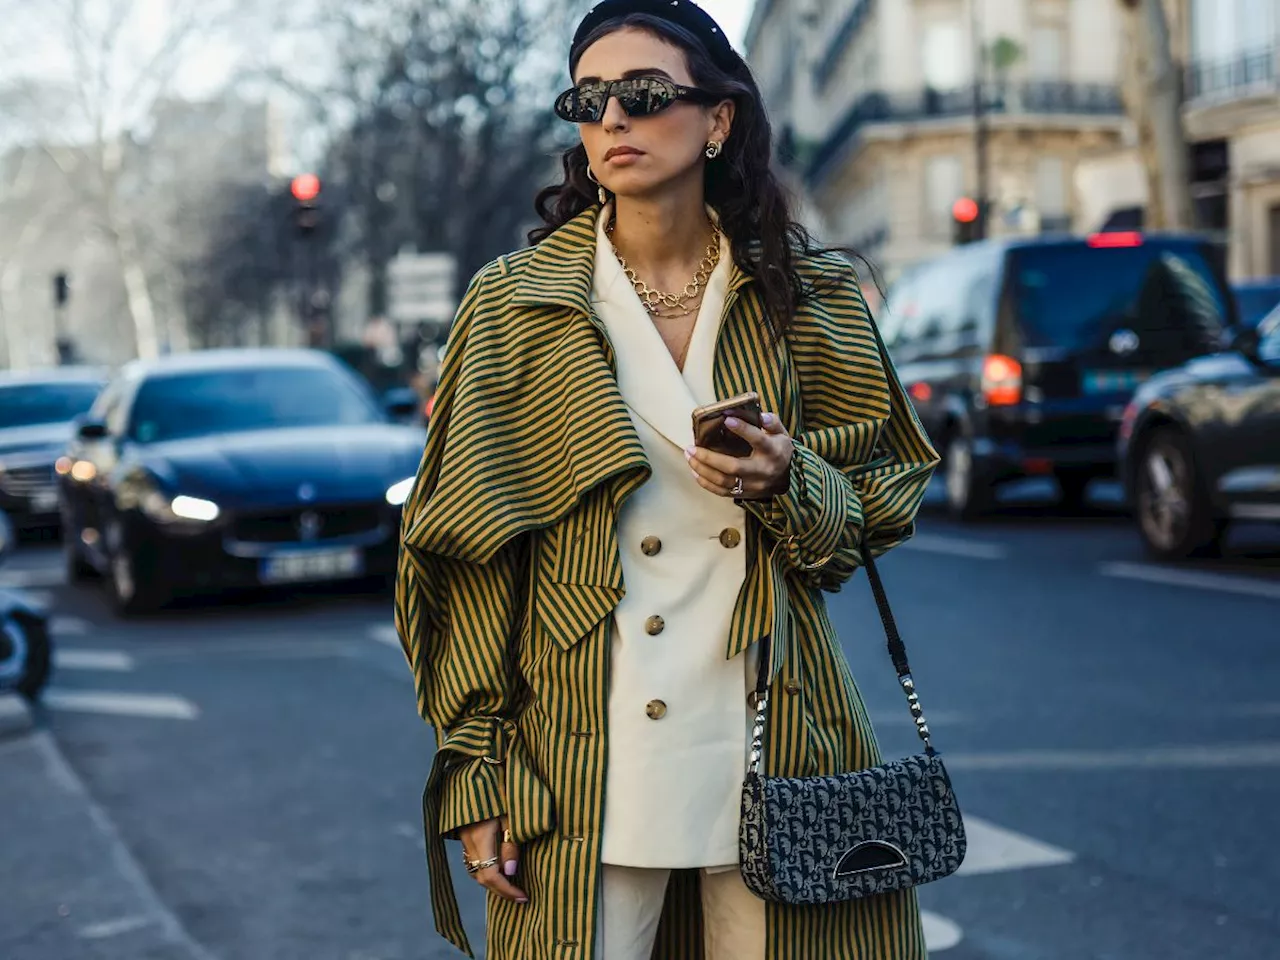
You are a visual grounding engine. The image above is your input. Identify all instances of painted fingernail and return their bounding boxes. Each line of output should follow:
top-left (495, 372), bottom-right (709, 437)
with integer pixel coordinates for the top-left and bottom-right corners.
top-left (684, 446), bottom-right (695, 458)
top-left (516, 897), bottom-right (529, 904)
top-left (725, 416), bottom-right (739, 428)
top-left (762, 412), bottom-right (775, 425)
top-left (504, 860), bottom-right (518, 877)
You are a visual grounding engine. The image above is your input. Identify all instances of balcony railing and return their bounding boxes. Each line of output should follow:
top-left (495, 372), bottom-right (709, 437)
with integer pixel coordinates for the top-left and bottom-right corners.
top-left (807, 82), bottom-right (1125, 186)
top-left (1185, 47), bottom-right (1277, 102)
top-left (814, 0), bottom-right (876, 90)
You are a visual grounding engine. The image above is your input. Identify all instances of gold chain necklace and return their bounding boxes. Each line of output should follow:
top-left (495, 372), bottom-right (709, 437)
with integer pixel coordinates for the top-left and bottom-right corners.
top-left (607, 219), bottom-right (722, 316)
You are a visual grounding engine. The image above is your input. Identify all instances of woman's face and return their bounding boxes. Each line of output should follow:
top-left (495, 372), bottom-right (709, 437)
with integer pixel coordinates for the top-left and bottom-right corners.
top-left (572, 28), bottom-right (733, 201)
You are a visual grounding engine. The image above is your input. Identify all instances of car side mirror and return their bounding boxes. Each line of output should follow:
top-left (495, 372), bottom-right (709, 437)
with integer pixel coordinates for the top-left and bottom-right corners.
top-left (76, 418), bottom-right (109, 441)
top-left (382, 388), bottom-right (421, 423)
top-left (1232, 326), bottom-right (1262, 362)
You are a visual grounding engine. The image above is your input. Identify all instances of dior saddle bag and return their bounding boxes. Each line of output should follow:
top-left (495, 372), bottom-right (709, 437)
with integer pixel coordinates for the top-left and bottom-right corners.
top-left (738, 546), bottom-right (967, 905)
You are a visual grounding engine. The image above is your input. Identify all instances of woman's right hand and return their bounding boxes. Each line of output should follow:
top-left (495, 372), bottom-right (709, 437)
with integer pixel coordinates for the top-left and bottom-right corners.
top-left (459, 816), bottom-right (527, 903)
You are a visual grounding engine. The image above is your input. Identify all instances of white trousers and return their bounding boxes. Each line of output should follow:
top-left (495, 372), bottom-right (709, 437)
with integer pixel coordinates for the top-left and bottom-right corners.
top-left (596, 865), bottom-right (766, 960)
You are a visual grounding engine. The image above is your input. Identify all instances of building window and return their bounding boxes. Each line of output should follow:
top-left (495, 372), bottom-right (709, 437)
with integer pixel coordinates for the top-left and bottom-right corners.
top-left (924, 154), bottom-right (964, 238)
top-left (1035, 156), bottom-right (1070, 230)
top-left (1190, 0), bottom-right (1275, 63)
top-left (922, 21), bottom-right (970, 91)
top-left (1029, 24), bottom-right (1066, 79)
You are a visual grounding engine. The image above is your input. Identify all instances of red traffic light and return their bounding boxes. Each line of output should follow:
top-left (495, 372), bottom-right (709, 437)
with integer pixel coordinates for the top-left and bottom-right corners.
top-left (952, 196), bottom-right (979, 224)
top-left (291, 173), bottom-right (321, 203)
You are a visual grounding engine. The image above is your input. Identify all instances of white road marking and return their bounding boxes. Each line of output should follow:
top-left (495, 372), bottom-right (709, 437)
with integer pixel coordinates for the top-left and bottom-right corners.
top-left (921, 911), bottom-right (963, 952)
top-left (369, 624), bottom-right (401, 649)
top-left (51, 615), bottom-right (90, 635)
top-left (78, 915), bottom-right (154, 940)
top-left (1099, 561), bottom-right (1280, 601)
top-left (30, 732), bottom-right (221, 960)
top-left (55, 649), bottom-right (135, 672)
top-left (0, 567), bottom-right (66, 589)
top-left (901, 534), bottom-right (1007, 560)
top-left (956, 815), bottom-right (1075, 876)
top-left (1227, 703), bottom-right (1280, 718)
top-left (948, 741), bottom-right (1280, 771)
top-left (0, 693), bottom-right (33, 734)
top-left (44, 690), bottom-right (198, 720)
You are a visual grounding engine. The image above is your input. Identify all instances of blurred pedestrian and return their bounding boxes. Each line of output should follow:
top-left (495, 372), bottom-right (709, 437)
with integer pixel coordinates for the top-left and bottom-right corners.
top-left (395, 2), bottom-right (939, 958)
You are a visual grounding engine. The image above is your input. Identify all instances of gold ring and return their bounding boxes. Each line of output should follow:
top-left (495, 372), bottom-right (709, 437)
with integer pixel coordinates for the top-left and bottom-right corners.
top-left (464, 855), bottom-right (500, 876)
top-left (502, 829), bottom-right (513, 844)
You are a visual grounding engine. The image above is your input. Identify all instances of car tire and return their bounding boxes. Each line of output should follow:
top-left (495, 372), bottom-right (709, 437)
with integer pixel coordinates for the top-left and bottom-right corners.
top-left (108, 542), bottom-right (168, 616)
top-left (1134, 426), bottom-right (1225, 560)
top-left (944, 434), bottom-right (994, 520)
top-left (1, 614), bottom-right (52, 702)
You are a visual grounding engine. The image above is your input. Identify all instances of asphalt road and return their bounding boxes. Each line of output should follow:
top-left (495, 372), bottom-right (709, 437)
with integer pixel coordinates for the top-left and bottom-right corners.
top-left (2, 479), bottom-right (1278, 960)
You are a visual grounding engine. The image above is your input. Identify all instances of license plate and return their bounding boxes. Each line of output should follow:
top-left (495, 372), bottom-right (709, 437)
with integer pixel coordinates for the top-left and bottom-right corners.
top-left (260, 548), bottom-right (363, 584)
top-left (1082, 370), bottom-right (1149, 395)
top-left (31, 488), bottom-right (59, 512)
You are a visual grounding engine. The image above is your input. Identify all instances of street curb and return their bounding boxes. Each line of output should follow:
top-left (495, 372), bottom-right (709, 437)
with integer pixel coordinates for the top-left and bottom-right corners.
top-left (0, 692), bottom-right (34, 740)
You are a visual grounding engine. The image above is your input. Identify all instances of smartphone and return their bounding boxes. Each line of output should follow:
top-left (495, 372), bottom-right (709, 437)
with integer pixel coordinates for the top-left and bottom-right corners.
top-left (691, 391), bottom-right (763, 458)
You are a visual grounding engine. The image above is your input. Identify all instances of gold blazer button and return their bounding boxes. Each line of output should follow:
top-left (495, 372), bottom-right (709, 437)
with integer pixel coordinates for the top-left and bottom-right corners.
top-left (645, 699), bottom-right (668, 720)
top-left (645, 615), bottom-right (665, 635)
top-left (641, 536), bottom-right (662, 556)
top-left (784, 678), bottom-right (802, 696)
top-left (719, 527), bottom-right (742, 549)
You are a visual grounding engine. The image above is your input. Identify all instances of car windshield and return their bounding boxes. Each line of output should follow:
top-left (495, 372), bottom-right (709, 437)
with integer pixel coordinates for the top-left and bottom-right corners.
top-left (1008, 242), bottom-right (1232, 353)
top-left (1259, 305), bottom-right (1280, 364)
top-left (128, 366), bottom-right (382, 443)
top-left (0, 381), bottom-right (102, 429)
top-left (1233, 285), bottom-right (1280, 329)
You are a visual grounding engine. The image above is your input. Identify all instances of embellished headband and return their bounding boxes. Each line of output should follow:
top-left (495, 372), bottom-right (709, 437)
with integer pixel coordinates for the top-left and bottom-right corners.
top-left (571, 0), bottom-right (743, 75)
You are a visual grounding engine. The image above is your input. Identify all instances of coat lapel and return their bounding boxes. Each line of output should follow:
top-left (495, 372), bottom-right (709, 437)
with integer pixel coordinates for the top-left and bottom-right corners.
top-left (590, 208), bottom-right (702, 450)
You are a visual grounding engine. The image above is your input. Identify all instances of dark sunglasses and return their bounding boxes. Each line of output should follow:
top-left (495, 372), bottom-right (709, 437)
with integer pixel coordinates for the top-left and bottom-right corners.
top-left (554, 76), bottom-right (720, 123)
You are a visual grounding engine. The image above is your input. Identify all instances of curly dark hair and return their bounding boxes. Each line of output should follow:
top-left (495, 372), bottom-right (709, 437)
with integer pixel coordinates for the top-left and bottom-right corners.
top-left (529, 13), bottom-right (850, 338)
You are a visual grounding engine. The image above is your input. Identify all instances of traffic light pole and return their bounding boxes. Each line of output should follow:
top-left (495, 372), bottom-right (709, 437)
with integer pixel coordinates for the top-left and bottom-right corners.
top-left (971, 0), bottom-right (989, 241)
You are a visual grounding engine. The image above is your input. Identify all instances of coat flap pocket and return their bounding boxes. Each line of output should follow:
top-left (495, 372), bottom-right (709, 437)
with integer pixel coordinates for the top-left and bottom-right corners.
top-left (535, 580), bottom-right (622, 652)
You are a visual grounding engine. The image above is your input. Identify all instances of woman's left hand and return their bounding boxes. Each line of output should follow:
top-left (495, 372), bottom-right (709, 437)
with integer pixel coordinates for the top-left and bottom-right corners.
top-left (686, 412), bottom-right (794, 500)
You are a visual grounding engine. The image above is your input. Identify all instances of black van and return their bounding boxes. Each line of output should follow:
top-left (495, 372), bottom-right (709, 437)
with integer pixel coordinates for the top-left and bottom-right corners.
top-left (881, 232), bottom-right (1236, 518)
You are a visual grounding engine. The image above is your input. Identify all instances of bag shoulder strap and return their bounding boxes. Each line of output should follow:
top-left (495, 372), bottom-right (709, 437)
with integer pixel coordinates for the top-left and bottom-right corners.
top-left (748, 544), bottom-right (937, 778)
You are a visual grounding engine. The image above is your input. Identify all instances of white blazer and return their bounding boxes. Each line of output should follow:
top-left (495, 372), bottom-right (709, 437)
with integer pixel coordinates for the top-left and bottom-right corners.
top-left (591, 208), bottom-right (757, 868)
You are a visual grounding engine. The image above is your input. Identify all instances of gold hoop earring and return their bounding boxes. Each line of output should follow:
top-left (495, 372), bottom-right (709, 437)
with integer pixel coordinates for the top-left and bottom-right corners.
top-left (705, 140), bottom-right (723, 160)
top-left (586, 165), bottom-right (608, 205)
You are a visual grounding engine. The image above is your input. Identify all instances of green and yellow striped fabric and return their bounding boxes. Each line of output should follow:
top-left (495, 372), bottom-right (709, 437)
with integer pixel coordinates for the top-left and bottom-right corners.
top-left (395, 206), bottom-right (940, 960)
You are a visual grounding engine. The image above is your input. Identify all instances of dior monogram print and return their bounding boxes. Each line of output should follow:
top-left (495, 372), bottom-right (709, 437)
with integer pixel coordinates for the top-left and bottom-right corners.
top-left (739, 753), bottom-right (966, 904)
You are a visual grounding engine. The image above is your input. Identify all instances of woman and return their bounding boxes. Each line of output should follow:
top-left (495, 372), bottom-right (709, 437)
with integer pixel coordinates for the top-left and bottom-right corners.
top-left (394, 1), bottom-right (939, 958)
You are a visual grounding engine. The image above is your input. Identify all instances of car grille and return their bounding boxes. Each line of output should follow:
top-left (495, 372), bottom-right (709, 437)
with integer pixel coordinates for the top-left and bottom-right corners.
top-left (0, 463), bottom-right (56, 498)
top-left (229, 504), bottom-right (384, 544)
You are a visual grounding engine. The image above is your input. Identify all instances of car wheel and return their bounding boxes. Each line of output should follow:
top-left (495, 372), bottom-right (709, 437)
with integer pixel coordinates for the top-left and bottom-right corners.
top-left (1134, 427), bottom-right (1224, 560)
top-left (944, 434), bottom-right (994, 520)
top-left (0, 614), bottom-right (52, 701)
top-left (108, 541), bottom-right (167, 616)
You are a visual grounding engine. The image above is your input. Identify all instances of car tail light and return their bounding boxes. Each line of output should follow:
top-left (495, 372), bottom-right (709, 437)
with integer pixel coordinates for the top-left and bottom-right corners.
top-left (1087, 231), bottom-right (1143, 248)
top-left (424, 392), bottom-right (437, 418)
top-left (981, 354), bottom-right (1022, 406)
top-left (908, 381), bottom-right (932, 403)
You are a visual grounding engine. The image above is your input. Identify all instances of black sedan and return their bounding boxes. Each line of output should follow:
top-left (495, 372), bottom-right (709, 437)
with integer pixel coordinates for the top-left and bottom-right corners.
top-left (0, 368), bottom-right (106, 525)
top-left (1119, 310), bottom-right (1280, 559)
top-left (59, 349), bottom-right (426, 614)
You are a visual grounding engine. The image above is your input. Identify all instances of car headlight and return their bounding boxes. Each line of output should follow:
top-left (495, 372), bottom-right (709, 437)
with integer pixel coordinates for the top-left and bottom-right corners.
top-left (140, 489), bottom-right (220, 524)
top-left (385, 477), bottom-right (415, 507)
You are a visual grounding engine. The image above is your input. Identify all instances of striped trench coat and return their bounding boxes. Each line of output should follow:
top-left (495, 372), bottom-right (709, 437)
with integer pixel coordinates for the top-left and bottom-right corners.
top-left (394, 206), bottom-right (940, 960)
